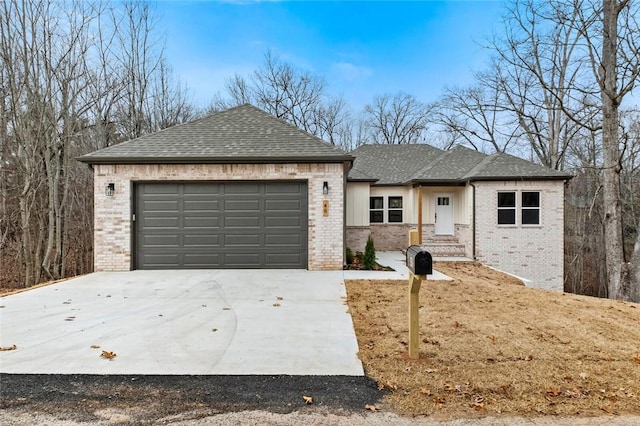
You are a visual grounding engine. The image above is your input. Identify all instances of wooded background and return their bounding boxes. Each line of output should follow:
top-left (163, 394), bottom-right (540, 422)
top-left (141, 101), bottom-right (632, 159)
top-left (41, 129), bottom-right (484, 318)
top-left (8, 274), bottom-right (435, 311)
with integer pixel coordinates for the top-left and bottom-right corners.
top-left (1, 0), bottom-right (638, 301)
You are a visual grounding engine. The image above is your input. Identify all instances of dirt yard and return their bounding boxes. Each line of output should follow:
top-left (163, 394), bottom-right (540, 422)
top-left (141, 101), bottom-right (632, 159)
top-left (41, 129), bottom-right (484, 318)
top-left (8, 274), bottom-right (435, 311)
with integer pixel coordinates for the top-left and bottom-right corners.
top-left (345, 262), bottom-right (640, 420)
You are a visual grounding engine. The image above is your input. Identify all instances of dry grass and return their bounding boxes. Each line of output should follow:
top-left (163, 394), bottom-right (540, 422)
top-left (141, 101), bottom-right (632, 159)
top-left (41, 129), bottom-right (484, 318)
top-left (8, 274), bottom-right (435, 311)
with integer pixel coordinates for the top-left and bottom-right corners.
top-left (346, 262), bottom-right (640, 419)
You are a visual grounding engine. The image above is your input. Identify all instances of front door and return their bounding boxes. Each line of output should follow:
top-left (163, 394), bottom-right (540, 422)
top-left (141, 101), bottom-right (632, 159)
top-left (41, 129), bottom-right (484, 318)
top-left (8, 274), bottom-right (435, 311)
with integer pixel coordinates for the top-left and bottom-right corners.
top-left (434, 194), bottom-right (454, 235)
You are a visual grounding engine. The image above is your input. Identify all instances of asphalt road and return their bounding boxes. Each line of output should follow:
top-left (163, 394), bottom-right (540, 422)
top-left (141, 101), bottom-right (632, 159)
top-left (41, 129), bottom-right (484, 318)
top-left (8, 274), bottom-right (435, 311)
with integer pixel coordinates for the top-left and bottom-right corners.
top-left (1, 373), bottom-right (384, 423)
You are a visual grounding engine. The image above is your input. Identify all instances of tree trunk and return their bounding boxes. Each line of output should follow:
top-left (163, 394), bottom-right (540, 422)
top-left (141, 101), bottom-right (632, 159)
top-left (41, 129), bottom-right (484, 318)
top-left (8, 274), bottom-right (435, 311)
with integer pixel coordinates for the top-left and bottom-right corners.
top-left (600, 0), bottom-right (631, 300)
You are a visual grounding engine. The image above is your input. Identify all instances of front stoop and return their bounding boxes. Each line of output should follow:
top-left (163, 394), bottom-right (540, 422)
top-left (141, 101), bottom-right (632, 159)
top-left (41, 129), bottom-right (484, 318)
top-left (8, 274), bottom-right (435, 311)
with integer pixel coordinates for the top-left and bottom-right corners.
top-left (423, 236), bottom-right (466, 257)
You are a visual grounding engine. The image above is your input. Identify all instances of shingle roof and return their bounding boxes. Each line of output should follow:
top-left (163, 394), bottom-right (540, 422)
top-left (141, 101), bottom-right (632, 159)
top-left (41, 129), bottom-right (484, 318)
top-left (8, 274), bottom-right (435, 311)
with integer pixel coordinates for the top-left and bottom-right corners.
top-left (348, 144), bottom-right (444, 185)
top-left (348, 144), bottom-right (572, 184)
top-left (78, 104), bottom-right (352, 164)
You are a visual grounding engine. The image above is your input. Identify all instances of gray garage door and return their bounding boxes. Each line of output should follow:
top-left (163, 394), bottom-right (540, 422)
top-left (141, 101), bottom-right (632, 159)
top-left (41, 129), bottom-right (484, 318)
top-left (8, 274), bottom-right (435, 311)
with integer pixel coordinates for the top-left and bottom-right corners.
top-left (135, 182), bottom-right (308, 269)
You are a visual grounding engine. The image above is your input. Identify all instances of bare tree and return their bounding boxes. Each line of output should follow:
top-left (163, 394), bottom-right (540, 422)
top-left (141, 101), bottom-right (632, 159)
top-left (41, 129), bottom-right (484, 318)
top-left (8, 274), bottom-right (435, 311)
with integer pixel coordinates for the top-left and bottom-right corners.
top-left (0, 0), bottom-right (197, 288)
top-left (435, 76), bottom-right (522, 153)
top-left (212, 51), bottom-right (353, 147)
top-left (575, 0), bottom-right (640, 301)
top-left (363, 92), bottom-right (432, 144)
top-left (150, 58), bottom-right (197, 131)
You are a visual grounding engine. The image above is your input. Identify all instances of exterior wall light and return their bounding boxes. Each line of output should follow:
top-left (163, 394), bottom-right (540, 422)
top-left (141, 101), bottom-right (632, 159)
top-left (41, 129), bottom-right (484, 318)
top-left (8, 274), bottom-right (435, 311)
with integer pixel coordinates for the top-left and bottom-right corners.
top-left (322, 181), bottom-right (329, 195)
top-left (106, 183), bottom-right (115, 196)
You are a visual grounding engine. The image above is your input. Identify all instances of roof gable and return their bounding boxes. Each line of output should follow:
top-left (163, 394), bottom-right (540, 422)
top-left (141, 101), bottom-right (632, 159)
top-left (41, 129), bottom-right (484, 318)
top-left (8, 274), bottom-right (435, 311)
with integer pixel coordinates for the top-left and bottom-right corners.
top-left (78, 104), bottom-right (351, 164)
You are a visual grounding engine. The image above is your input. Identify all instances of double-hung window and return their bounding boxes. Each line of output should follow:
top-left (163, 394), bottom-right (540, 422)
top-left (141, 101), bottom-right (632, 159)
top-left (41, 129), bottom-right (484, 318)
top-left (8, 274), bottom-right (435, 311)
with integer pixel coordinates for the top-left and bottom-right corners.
top-left (370, 197), bottom-right (384, 223)
top-left (497, 191), bottom-right (540, 226)
top-left (388, 196), bottom-right (403, 223)
top-left (497, 192), bottom-right (516, 225)
top-left (521, 192), bottom-right (540, 225)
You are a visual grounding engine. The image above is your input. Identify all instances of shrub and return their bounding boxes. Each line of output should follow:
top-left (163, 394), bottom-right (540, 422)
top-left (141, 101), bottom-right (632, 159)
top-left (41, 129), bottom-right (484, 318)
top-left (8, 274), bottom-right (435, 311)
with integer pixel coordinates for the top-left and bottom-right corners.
top-left (363, 235), bottom-right (376, 270)
top-left (346, 247), bottom-right (354, 265)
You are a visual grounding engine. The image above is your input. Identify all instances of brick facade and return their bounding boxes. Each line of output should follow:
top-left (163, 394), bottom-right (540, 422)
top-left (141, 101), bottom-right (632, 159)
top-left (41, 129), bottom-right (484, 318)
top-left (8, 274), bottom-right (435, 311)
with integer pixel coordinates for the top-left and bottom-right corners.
top-left (473, 180), bottom-right (565, 291)
top-left (93, 163), bottom-right (345, 271)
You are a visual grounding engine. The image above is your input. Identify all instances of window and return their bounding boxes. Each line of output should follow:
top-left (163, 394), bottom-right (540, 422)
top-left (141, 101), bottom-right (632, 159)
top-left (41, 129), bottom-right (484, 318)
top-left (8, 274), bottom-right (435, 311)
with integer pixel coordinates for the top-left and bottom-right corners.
top-left (370, 197), bottom-right (383, 223)
top-left (497, 191), bottom-right (541, 226)
top-left (369, 195), bottom-right (403, 223)
top-left (521, 191), bottom-right (540, 225)
top-left (497, 192), bottom-right (516, 225)
top-left (388, 196), bottom-right (403, 223)
top-left (437, 197), bottom-right (450, 206)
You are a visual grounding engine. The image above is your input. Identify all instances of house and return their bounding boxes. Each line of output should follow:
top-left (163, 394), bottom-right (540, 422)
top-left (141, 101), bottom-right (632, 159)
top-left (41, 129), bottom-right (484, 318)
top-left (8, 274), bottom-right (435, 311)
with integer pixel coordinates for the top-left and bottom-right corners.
top-left (346, 144), bottom-right (572, 291)
top-left (79, 104), bottom-right (572, 292)
top-left (78, 104), bottom-right (352, 271)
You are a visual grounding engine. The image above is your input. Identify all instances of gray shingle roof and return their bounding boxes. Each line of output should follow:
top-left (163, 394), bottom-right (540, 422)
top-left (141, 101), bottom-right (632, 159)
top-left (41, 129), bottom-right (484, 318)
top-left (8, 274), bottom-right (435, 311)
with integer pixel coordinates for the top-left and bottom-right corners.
top-left (348, 144), bottom-right (572, 184)
top-left (78, 104), bottom-right (352, 164)
top-left (348, 144), bottom-right (444, 185)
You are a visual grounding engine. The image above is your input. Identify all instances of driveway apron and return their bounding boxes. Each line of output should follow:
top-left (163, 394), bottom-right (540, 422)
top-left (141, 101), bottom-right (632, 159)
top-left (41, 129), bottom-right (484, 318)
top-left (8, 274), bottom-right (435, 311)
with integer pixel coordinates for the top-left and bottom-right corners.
top-left (0, 270), bottom-right (364, 376)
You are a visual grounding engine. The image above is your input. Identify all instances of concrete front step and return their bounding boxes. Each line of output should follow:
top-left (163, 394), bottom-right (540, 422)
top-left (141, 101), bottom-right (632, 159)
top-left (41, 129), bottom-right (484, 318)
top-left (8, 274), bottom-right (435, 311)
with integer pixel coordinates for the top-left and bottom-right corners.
top-left (422, 243), bottom-right (466, 257)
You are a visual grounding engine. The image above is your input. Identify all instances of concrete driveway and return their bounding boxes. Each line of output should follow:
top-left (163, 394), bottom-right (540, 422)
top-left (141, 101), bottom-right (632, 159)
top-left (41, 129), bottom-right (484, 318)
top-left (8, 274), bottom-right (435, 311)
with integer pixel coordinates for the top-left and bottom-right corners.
top-left (0, 270), bottom-right (363, 376)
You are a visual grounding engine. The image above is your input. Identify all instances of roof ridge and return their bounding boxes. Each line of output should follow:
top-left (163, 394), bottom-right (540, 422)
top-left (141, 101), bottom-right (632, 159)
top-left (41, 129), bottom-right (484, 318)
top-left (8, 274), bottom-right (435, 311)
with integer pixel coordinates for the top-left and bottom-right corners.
top-left (239, 104), bottom-right (347, 154)
top-left (407, 149), bottom-right (449, 182)
top-left (462, 152), bottom-right (497, 180)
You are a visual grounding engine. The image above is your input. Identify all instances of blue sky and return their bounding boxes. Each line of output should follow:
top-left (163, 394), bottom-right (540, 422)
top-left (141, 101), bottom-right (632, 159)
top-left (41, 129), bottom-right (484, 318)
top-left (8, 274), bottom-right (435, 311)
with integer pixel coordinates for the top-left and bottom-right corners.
top-left (155, 1), bottom-right (507, 110)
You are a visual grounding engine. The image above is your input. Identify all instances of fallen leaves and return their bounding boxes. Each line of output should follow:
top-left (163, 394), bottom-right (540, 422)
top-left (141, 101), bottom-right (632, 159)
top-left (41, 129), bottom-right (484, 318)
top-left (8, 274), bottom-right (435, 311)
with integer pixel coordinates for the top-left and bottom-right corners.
top-left (545, 387), bottom-right (562, 397)
top-left (471, 395), bottom-right (485, 410)
top-left (100, 350), bottom-right (117, 360)
top-left (633, 354), bottom-right (640, 364)
top-left (302, 395), bottom-right (313, 404)
top-left (377, 381), bottom-right (397, 391)
top-left (0, 344), bottom-right (17, 351)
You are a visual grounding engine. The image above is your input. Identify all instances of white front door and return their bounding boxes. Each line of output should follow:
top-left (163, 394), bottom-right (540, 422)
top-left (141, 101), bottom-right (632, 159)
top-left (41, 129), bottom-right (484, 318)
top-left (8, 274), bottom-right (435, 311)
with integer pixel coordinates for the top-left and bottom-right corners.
top-left (435, 194), bottom-right (454, 235)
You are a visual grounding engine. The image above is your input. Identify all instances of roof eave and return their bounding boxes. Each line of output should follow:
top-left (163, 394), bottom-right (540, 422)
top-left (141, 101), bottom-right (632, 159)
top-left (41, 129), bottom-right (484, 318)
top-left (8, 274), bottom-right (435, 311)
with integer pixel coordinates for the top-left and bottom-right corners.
top-left (468, 174), bottom-right (573, 182)
top-left (347, 178), bottom-right (379, 183)
top-left (77, 155), bottom-right (354, 165)
top-left (408, 179), bottom-right (466, 186)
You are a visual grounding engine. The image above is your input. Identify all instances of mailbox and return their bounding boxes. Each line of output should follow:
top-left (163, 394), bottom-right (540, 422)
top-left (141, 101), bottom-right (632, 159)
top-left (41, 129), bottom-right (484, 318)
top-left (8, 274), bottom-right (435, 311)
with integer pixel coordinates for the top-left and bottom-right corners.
top-left (406, 246), bottom-right (432, 275)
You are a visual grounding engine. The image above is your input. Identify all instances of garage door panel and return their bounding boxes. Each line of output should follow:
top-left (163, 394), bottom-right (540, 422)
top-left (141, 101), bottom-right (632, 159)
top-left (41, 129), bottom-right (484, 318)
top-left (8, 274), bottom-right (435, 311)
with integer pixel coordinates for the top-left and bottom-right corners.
top-left (183, 200), bottom-right (220, 211)
top-left (142, 235), bottom-right (180, 247)
top-left (225, 216), bottom-right (260, 228)
top-left (224, 183), bottom-right (260, 195)
top-left (184, 184), bottom-right (221, 194)
top-left (265, 234), bottom-right (301, 245)
top-left (141, 254), bottom-right (180, 268)
top-left (143, 217), bottom-right (180, 228)
top-left (183, 216), bottom-right (220, 228)
top-left (143, 200), bottom-right (179, 211)
top-left (136, 182), bottom-right (307, 269)
top-left (183, 253), bottom-right (220, 266)
top-left (265, 216), bottom-right (302, 227)
top-left (265, 182), bottom-right (302, 194)
top-left (143, 184), bottom-right (180, 195)
top-left (224, 234), bottom-right (260, 246)
top-left (265, 199), bottom-right (301, 211)
top-left (183, 234), bottom-right (220, 247)
top-left (265, 253), bottom-right (302, 263)
top-left (224, 199), bottom-right (260, 211)
top-left (224, 253), bottom-right (261, 267)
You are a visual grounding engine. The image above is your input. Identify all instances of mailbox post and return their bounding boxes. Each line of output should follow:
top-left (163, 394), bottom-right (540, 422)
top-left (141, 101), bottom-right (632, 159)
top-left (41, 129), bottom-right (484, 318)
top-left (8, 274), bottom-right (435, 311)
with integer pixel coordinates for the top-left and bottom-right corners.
top-left (405, 246), bottom-right (432, 359)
